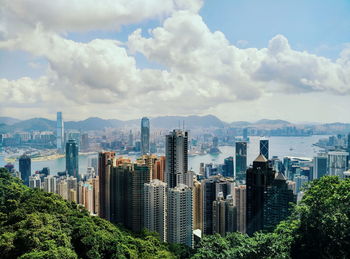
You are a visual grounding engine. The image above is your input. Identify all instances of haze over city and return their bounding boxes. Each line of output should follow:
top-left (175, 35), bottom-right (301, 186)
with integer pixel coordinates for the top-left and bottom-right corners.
top-left (1, 0), bottom-right (350, 122)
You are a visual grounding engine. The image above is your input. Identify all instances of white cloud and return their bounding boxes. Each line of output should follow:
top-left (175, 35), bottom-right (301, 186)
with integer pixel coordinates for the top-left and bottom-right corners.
top-left (0, 1), bottom-right (349, 122)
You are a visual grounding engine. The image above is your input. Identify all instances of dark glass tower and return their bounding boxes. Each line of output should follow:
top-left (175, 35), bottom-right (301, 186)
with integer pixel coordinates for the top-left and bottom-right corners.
top-left (246, 154), bottom-right (275, 235)
top-left (66, 139), bottom-right (79, 180)
top-left (263, 172), bottom-right (296, 232)
top-left (19, 154), bottom-right (31, 186)
top-left (223, 157), bottom-right (234, 177)
top-left (259, 139), bottom-right (269, 159)
top-left (235, 141), bottom-right (247, 182)
top-left (165, 130), bottom-right (188, 188)
top-left (141, 117), bottom-right (150, 155)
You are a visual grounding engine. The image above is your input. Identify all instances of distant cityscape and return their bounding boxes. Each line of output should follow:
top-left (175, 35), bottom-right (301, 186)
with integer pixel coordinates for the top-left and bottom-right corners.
top-left (1, 111), bottom-right (350, 247)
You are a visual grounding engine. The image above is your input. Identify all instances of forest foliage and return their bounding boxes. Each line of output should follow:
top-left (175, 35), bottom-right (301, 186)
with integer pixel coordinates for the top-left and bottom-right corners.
top-left (0, 168), bottom-right (349, 259)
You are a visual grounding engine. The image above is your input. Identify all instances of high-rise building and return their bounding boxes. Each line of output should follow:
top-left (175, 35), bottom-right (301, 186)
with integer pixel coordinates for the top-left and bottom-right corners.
top-left (153, 156), bottom-right (166, 181)
top-left (212, 193), bottom-right (237, 236)
top-left (128, 130), bottom-right (134, 147)
top-left (313, 155), bottom-right (327, 179)
top-left (88, 157), bottom-right (98, 175)
top-left (98, 152), bottom-right (115, 220)
top-left (327, 151), bottom-right (349, 178)
top-left (66, 139), bottom-right (79, 179)
top-left (193, 179), bottom-right (202, 231)
top-left (43, 175), bottom-right (57, 193)
top-left (141, 117), bottom-right (150, 155)
top-left (57, 179), bottom-right (68, 200)
top-left (110, 161), bottom-right (150, 232)
top-left (165, 129), bottom-right (188, 188)
top-left (235, 142), bottom-right (247, 182)
top-left (29, 174), bottom-right (41, 188)
top-left (223, 156), bottom-right (234, 178)
top-left (144, 179), bottom-right (167, 242)
top-left (246, 154), bottom-right (275, 235)
top-left (56, 112), bottom-right (64, 153)
top-left (347, 133), bottom-right (350, 153)
top-left (259, 139), bottom-right (269, 160)
top-left (98, 152), bottom-right (115, 219)
top-left (243, 128), bottom-right (248, 141)
top-left (19, 154), bottom-right (31, 186)
top-left (167, 184), bottom-right (193, 247)
top-left (90, 176), bottom-right (99, 215)
top-left (295, 175), bottom-right (308, 193)
top-left (81, 133), bottom-right (89, 151)
top-left (201, 176), bottom-right (234, 235)
top-left (263, 172), bottom-right (296, 232)
top-left (234, 185), bottom-right (246, 233)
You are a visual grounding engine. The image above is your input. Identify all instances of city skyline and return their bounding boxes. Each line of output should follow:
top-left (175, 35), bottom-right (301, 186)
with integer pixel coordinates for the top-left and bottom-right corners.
top-left (1, 1), bottom-right (350, 122)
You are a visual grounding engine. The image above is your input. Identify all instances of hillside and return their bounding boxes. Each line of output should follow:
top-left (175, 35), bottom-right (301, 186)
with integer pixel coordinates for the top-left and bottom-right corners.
top-left (0, 168), bottom-right (178, 259)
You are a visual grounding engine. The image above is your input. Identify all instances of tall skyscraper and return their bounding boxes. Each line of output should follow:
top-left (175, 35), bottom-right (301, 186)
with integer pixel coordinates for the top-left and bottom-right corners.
top-left (263, 172), bottom-right (296, 232)
top-left (327, 151), bottom-right (349, 178)
top-left (141, 117), bottom-right (150, 155)
top-left (212, 193), bottom-right (237, 236)
top-left (66, 139), bottom-right (79, 179)
top-left (259, 139), bottom-right (269, 160)
top-left (56, 112), bottom-right (64, 153)
top-left (29, 174), bottom-right (41, 188)
top-left (144, 179), bottom-right (167, 242)
top-left (165, 130), bottom-right (188, 188)
top-left (167, 184), bottom-right (193, 247)
top-left (246, 154), bottom-right (275, 235)
top-left (223, 156), bottom-right (234, 178)
top-left (98, 152), bottom-right (115, 219)
top-left (193, 179), bottom-right (202, 231)
top-left (81, 133), bottom-right (89, 151)
top-left (235, 142), bottom-right (247, 182)
top-left (313, 155), bottom-right (327, 179)
top-left (19, 154), bottom-right (31, 186)
top-left (234, 185), bottom-right (246, 233)
top-left (43, 175), bottom-right (56, 193)
top-left (242, 128), bottom-right (248, 141)
top-left (347, 133), bottom-right (350, 153)
top-left (201, 176), bottom-right (234, 235)
top-left (110, 161), bottom-right (150, 232)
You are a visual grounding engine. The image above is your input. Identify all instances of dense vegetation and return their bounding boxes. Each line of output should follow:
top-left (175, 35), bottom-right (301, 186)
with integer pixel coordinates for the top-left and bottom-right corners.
top-left (1, 167), bottom-right (349, 258)
top-left (0, 168), bottom-right (177, 258)
top-left (193, 176), bottom-right (350, 259)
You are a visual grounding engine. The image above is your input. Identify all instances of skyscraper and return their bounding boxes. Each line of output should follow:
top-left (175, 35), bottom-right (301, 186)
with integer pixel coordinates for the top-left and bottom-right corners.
top-left (81, 133), bottom-right (89, 151)
top-left (43, 175), bottom-right (56, 193)
top-left (327, 151), bottom-right (349, 178)
top-left (259, 139), bottom-right (269, 160)
top-left (234, 185), bottom-right (246, 233)
top-left (98, 151), bottom-right (115, 219)
top-left (212, 193), bottom-right (237, 236)
top-left (66, 139), bottom-right (79, 179)
top-left (263, 172), bottom-right (296, 232)
top-left (313, 155), bottom-right (327, 179)
top-left (56, 112), bottom-right (64, 153)
top-left (144, 179), bottom-right (167, 242)
top-left (167, 184), bottom-right (193, 247)
top-left (110, 161), bottom-right (150, 232)
top-left (193, 179), bottom-right (203, 231)
top-left (223, 156), bottom-right (234, 178)
top-left (235, 142), bottom-right (247, 182)
top-left (347, 133), bottom-right (350, 153)
top-left (201, 176), bottom-right (234, 235)
top-left (165, 130), bottom-right (188, 188)
top-left (246, 154), bottom-right (275, 235)
top-left (141, 117), bottom-right (150, 155)
top-left (19, 154), bottom-right (31, 186)
top-left (29, 174), bottom-right (41, 188)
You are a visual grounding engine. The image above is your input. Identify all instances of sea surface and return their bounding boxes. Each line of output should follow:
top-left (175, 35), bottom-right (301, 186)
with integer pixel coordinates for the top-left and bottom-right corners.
top-left (0, 135), bottom-right (327, 175)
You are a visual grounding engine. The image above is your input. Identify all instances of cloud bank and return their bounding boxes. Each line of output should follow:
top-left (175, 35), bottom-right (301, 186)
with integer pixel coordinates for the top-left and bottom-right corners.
top-left (0, 0), bottom-right (349, 121)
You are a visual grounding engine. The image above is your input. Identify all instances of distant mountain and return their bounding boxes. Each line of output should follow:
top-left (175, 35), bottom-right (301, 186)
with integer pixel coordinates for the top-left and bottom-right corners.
top-left (150, 115), bottom-right (226, 129)
top-left (65, 117), bottom-right (124, 131)
top-left (8, 118), bottom-right (56, 131)
top-left (254, 119), bottom-right (291, 125)
top-left (230, 121), bottom-right (251, 127)
top-left (0, 117), bottom-right (21, 125)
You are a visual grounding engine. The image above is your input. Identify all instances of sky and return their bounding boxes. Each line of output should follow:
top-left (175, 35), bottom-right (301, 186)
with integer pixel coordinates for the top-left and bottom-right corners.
top-left (0, 0), bottom-right (350, 123)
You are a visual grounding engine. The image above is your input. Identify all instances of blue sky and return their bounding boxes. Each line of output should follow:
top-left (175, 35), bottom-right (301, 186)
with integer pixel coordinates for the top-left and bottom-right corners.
top-left (0, 0), bottom-right (350, 122)
top-left (2, 0), bottom-right (350, 80)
